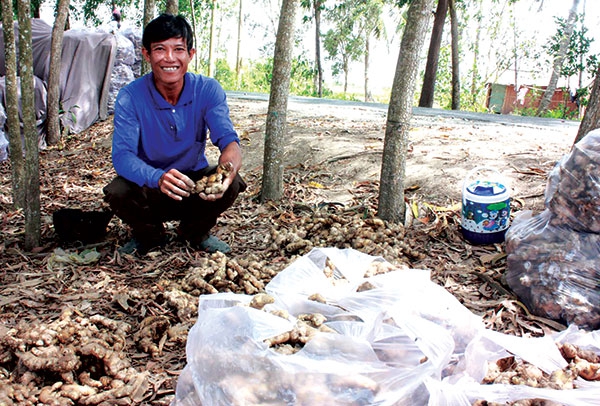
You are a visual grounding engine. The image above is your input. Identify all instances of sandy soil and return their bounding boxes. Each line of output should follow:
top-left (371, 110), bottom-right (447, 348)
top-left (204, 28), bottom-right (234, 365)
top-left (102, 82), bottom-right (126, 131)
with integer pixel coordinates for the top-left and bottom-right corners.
top-left (228, 96), bottom-right (578, 213)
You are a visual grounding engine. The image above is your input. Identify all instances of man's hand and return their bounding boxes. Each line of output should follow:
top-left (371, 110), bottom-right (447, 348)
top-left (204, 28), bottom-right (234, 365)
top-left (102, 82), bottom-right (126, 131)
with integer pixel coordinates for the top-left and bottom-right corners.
top-left (200, 142), bottom-right (242, 201)
top-left (198, 162), bottom-right (234, 201)
top-left (159, 169), bottom-right (195, 201)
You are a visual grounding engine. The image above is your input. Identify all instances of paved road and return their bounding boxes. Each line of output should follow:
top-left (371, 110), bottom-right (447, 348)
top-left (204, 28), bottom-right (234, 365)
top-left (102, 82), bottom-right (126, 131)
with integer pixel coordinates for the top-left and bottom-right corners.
top-left (227, 91), bottom-right (580, 130)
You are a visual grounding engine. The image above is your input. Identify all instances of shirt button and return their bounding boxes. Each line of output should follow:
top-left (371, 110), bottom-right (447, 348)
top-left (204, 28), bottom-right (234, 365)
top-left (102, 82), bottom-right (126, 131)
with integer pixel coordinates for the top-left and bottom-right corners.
top-left (172, 109), bottom-right (176, 113)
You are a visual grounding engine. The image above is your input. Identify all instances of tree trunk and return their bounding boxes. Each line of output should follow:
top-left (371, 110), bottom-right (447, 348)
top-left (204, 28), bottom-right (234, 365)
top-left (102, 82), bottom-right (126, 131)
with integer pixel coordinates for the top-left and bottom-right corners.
top-left (449, 0), bottom-right (460, 110)
top-left (314, 0), bottom-right (323, 97)
top-left (261, 0), bottom-right (299, 202)
top-left (208, 0), bottom-right (216, 76)
top-left (418, 0), bottom-right (448, 108)
top-left (236, 0), bottom-right (243, 88)
top-left (511, 4), bottom-right (518, 91)
top-left (165, 0), bottom-right (178, 15)
top-left (46, 0), bottom-right (70, 146)
top-left (189, 0), bottom-right (198, 72)
top-left (573, 66), bottom-right (600, 145)
top-left (1, 0), bottom-right (25, 209)
top-left (364, 35), bottom-right (370, 102)
top-left (142, 0), bottom-right (155, 75)
top-left (18, 0), bottom-right (41, 250)
top-left (470, 0), bottom-right (481, 107)
top-left (343, 56), bottom-right (349, 95)
top-left (537, 0), bottom-right (579, 116)
top-left (378, 0), bottom-right (434, 223)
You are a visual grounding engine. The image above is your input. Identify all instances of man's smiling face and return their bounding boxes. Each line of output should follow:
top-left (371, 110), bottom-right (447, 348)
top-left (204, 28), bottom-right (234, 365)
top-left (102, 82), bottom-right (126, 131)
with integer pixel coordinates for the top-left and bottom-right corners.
top-left (142, 37), bottom-right (195, 89)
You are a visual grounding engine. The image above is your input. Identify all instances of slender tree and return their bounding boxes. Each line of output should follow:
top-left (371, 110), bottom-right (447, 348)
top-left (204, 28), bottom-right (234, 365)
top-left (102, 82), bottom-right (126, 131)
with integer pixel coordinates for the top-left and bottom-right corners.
top-left (537, 0), bottom-right (579, 116)
top-left (261, 0), bottom-right (299, 202)
top-left (46, 0), bottom-right (71, 146)
top-left (188, 0), bottom-right (198, 72)
top-left (364, 28), bottom-right (372, 102)
top-left (165, 0), bottom-right (178, 15)
top-left (323, 3), bottom-right (363, 95)
top-left (355, 0), bottom-right (386, 102)
top-left (544, 13), bottom-right (597, 98)
top-left (18, 0), bottom-right (41, 249)
top-left (301, 0), bottom-right (325, 97)
top-left (235, 0), bottom-right (243, 88)
top-left (142, 0), bottom-right (155, 75)
top-left (1, 0), bottom-right (24, 208)
top-left (378, 0), bottom-right (433, 223)
top-left (577, 0), bottom-right (586, 89)
top-left (470, 0), bottom-right (482, 108)
top-left (207, 0), bottom-right (216, 76)
top-left (418, 0), bottom-right (448, 108)
top-left (574, 65), bottom-right (599, 144)
top-left (449, 0), bottom-right (460, 110)
top-left (313, 0), bottom-right (324, 97)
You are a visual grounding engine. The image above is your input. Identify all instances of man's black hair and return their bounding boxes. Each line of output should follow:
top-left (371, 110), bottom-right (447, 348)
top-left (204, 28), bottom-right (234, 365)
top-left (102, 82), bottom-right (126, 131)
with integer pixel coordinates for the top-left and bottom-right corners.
top-left (142, 13), bottom-right (194, 53)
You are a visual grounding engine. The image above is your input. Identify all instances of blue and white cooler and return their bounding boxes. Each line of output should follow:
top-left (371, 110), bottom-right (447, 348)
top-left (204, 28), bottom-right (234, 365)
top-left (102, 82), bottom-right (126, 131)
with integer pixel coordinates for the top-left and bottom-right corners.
top-left (461, 167), bottom-right (511, 245)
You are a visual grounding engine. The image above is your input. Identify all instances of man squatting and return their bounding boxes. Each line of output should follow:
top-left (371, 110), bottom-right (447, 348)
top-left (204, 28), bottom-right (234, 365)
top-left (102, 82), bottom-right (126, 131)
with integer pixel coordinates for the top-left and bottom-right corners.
top-left (103, 13), bottom-right (246, 255)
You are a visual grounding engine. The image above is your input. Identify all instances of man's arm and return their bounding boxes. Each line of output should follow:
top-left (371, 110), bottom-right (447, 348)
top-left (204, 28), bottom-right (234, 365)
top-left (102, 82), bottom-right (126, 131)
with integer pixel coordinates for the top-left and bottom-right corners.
top-left (112, 90), bottom-right (164, 188)
top-left (219, 141), bottom-right (242, 177)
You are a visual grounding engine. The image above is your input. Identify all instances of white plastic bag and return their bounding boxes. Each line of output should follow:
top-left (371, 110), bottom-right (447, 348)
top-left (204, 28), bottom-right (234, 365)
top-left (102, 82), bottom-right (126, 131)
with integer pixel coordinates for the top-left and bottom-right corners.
top-left (428, 325), bottom-right (600, 406)
top-left (174, 248), bottom-right (481, 405)
top-left (174, 248), bottom-right (600, 405)
top-left (505, 129), bottom-right (600, 329)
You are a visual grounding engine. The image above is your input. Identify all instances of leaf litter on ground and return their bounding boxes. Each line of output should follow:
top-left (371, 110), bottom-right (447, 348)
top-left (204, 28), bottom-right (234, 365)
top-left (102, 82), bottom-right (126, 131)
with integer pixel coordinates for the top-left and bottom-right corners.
top-left (0, 99), bottom-right (590, 405)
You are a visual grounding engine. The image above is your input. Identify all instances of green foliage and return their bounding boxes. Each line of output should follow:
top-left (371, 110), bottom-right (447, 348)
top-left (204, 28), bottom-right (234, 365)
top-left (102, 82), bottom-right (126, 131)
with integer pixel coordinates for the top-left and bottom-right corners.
top-left (59, 103), bottom-right (80, 124)
top-left (289, 56), bottom-right (317, 95)
top-left (325, 90), bottom-right (362, 102)
top-left (213, 58), bottom-right (236, 88)
top-left (537, 13), bottom-right (599, 110)
top-left (300, 0), bottom-right (326, 24)
top-left (393, 0), bottom-right (410, 7)
top-left (322, 0), bottom-right (386, 89)
top-left (62, 0), bottom-right (143, 27)
top-left (216, 56), bottom-right (324, 98)
top-left (542, 14), bottom-right (599, 81)
top-left (425, 44), bottom-right (488, 112)
top-left (0, 0), bottom-right (42, 18)
top-left (64, 0), bottom-right (205, 31)
top-left (513, 104), bottom-right (579, 121)
top-left (323, 1), bottom-right (366, 80)
top-left (245, 59), bottom-right (274, 93)
top-left (574, 86), bottom-right (590, 107)
top-left (511, 86), bottom-right (580, 120)
top-left (432, 45), bottom-right (453, 110)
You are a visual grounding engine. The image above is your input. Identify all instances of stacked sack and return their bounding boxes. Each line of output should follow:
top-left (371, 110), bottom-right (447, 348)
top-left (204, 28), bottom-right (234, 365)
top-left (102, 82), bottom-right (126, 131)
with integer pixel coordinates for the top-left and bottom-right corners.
top-left (505, 129), bottom-right (600, 330)
top-left (106, 32), bottom-right (137, 115)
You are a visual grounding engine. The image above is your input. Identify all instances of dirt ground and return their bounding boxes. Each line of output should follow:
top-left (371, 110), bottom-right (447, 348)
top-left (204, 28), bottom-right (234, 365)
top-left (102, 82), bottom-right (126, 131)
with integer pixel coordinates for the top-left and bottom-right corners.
top-left (231, 96), bottom-right (577, 209)
top-left (0, 97), bottom-right (584, 405)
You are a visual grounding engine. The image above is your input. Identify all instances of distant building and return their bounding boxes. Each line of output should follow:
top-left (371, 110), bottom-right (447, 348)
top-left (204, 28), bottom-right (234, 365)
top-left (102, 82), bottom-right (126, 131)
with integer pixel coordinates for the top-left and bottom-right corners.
top-left (485, 83), bottom-right (579, 116)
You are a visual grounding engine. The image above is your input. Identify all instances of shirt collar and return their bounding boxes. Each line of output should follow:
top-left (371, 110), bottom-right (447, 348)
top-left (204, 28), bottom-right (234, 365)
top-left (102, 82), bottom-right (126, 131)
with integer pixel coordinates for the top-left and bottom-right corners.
top-left (146, 72), bottom-right (194, 109)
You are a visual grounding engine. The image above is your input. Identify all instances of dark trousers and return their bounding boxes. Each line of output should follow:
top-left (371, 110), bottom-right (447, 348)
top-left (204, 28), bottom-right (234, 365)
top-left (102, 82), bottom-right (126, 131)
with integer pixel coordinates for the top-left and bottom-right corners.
top-left (103, 166), bottom-right (246, 247)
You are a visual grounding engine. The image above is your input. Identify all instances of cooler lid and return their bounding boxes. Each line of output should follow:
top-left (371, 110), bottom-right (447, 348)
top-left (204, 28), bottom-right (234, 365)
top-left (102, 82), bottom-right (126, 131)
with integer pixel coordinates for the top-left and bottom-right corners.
top-left (467, 181), bottom-right (506, 196)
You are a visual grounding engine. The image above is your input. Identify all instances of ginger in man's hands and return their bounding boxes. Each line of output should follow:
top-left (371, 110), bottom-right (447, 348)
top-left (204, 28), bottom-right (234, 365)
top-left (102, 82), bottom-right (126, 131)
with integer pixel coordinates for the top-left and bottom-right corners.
top-left (193, 162), bottom-right (233, 195)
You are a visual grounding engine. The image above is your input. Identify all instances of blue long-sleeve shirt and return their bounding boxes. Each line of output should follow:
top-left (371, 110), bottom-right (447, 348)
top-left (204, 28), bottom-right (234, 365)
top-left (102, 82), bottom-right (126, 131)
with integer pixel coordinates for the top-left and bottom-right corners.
top-left (111, 72), bottom-right (240, 188)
